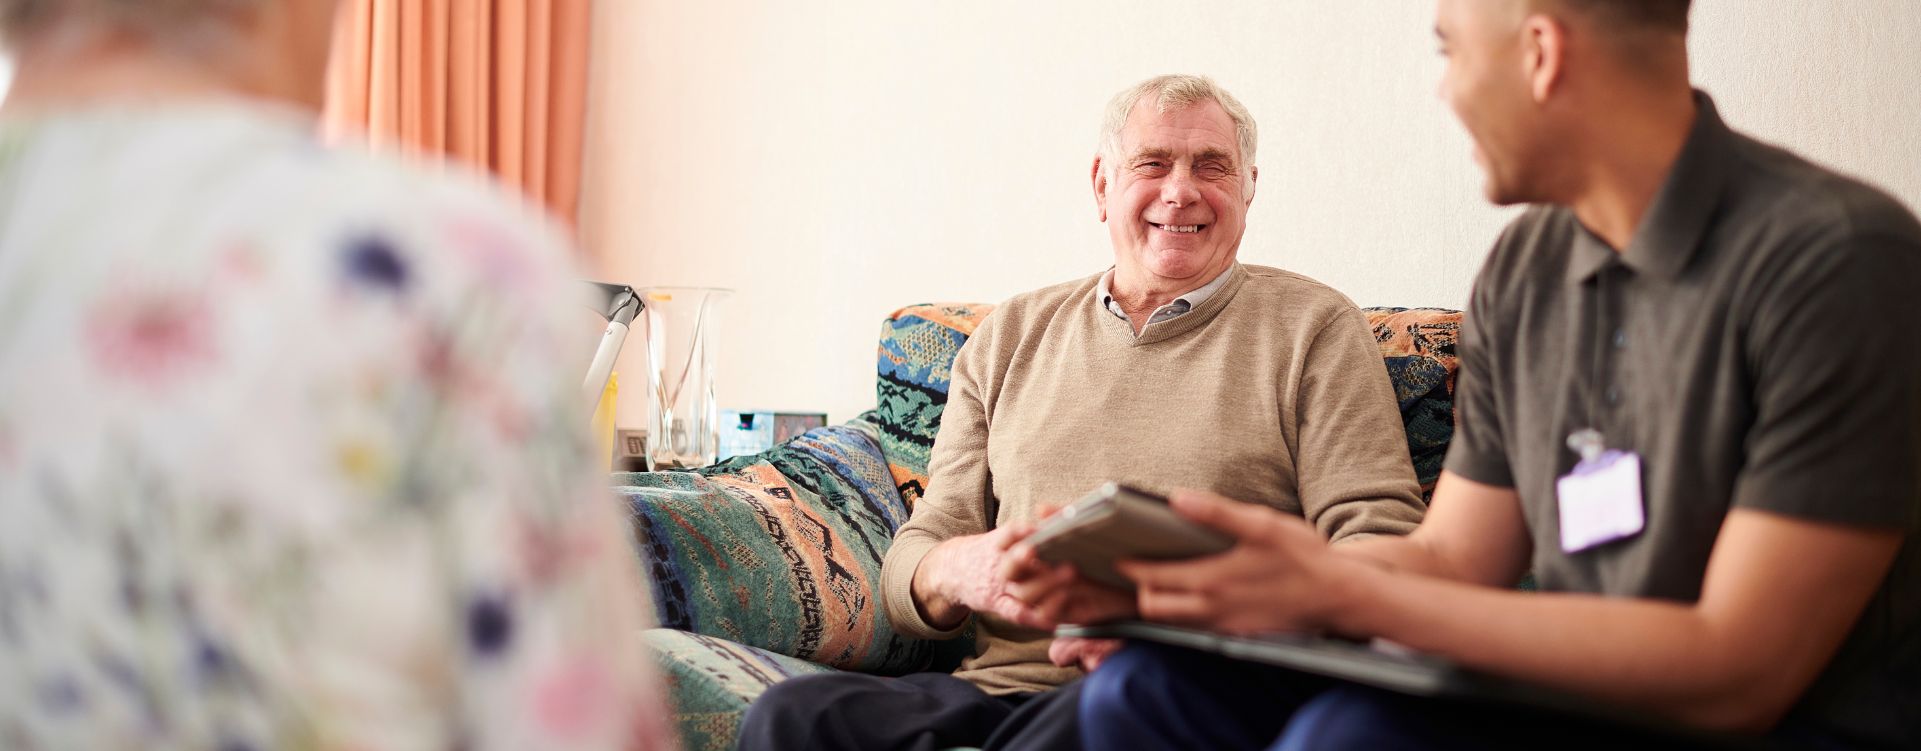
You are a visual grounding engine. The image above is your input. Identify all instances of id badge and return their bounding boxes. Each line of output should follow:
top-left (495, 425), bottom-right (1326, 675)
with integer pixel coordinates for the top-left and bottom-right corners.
top-left (1555, 450), bottom-right (1645, 553)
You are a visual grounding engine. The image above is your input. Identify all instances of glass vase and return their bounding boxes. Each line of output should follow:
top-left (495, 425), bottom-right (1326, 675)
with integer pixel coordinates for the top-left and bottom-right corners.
top-left (638, 287), bottom-right (730, 470)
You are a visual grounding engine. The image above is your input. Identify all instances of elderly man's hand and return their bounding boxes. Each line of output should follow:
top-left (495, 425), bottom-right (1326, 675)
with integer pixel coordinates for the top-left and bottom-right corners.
top-left (913, 523), bottom-right (1139, 632)
top-left (1117, 489), bottom-right (1360, 635)
top-left (914, 524), bottom-right (1048, 630)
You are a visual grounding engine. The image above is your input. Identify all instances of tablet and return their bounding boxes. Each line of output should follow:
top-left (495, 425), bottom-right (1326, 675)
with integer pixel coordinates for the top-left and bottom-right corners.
top-left (1025, 483), bottom-right (1233, 589)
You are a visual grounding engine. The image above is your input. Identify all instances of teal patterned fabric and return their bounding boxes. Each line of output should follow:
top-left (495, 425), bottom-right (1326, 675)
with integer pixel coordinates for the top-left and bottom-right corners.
top-left (616, 425), bottom-right (932, 675)
top-left (642, 628), bottom-right (837, 751)
top-left (861, 303), bottom-right (996, 506)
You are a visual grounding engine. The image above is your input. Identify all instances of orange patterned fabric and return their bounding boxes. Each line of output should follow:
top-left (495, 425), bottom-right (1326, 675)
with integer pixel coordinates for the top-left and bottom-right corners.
top-left (1365, 307), bottom-right (1463, 498)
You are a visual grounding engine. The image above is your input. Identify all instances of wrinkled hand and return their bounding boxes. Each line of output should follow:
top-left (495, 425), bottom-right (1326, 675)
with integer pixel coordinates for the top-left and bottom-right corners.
top-left (915, 522), bottom-right (1138, 631)
top-left (1117, 490), bottom-right (1357, 635)
top-left (916, 524), bottom-right (1046, 629)
top-left (1048, 636), bottom-right (1124, 672)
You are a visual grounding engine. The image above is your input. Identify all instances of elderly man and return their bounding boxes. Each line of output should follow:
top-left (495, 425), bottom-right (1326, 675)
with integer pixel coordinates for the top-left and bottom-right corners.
top-left (1079, 2), bottom-right (1921, 750)
top-left (737, 74), bottom-right (1426, 750)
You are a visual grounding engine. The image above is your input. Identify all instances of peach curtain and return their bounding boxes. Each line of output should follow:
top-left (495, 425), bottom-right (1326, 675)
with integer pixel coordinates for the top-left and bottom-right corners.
top-left (323, 0), bottom-right (592, 230)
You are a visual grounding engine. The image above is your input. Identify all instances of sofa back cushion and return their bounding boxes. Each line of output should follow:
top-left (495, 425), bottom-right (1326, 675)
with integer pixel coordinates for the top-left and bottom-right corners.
top-left (853, 303), bottom-right (996, 507)
top-left (1365, 307), bottom-right (1462, 498)
top-left (856, 303), bottom-right (1462, 500)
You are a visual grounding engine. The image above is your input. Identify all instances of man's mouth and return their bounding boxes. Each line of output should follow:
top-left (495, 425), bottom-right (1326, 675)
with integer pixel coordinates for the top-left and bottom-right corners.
top-left (1150, 223), bottom-right (1205, 234)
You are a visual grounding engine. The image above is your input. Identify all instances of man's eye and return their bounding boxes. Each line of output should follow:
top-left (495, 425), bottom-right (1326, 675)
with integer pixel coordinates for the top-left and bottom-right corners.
top-left (1192, 163), bottom-right (1234, 179)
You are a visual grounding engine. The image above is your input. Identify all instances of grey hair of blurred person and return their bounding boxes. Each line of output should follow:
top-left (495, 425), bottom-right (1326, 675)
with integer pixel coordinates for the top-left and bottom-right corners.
top-left (1097, 74), bottom-right (1260, 185)
top-left (0, 0), bottom-right (269, 54)
top-left (0, 0), bottom-right (338, 113)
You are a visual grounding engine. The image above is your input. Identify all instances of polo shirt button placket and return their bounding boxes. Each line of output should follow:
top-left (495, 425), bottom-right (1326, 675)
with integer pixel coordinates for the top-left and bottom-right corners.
top-left (1607, 328), bottom-right (1626, 407)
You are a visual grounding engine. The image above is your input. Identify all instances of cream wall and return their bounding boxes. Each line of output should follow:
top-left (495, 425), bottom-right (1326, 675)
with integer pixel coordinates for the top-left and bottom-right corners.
top-left (579, 0), bottom-right (1921, 426)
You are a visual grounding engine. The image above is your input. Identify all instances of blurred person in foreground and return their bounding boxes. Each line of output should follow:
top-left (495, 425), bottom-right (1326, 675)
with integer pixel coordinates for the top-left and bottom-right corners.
top-left (0, 1), bottom-right (673, 748)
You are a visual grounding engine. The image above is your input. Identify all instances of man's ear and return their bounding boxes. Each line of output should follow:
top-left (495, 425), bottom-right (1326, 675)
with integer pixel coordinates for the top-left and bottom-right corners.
top-left (1245, 165), bottom-right (1259, 205)
top-left (1090, 155), bottom-right (1109, 222)
top-left (1522, 14), bottom-right (1567, 104)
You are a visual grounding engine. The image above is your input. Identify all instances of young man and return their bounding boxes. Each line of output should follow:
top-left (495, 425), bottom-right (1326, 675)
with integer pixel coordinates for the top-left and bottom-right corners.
top-left (1078, 2), bottom-right (1921, 748)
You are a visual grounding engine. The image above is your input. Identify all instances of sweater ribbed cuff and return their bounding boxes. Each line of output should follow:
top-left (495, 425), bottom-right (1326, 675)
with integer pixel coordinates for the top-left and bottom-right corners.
top-left (883, 535), bottom-right (968, 640)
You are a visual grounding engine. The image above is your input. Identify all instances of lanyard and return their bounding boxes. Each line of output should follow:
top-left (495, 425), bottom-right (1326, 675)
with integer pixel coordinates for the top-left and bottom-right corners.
top-left (1567, 270), bottom-right (1610, 463)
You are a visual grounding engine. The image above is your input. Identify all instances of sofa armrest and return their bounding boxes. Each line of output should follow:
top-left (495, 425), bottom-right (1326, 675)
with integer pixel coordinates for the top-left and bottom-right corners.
top-left (645, 628), bottom-right (838, 751)
top-left (616, 425), bottom-right (937, 675)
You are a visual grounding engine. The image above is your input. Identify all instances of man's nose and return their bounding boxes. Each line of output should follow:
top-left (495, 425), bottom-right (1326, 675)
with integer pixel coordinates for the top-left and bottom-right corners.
top-left (1161, 166), bottom-right (1201, 205)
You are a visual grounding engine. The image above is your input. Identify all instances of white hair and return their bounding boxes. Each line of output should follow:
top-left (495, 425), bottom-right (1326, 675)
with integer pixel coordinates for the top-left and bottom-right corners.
top-left (1098, 74), bottom-right (1259, 178)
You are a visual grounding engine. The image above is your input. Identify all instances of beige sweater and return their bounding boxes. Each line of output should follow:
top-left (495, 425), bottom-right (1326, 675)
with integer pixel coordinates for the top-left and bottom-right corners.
top-left (879, 264), bottom-right (1427, 695)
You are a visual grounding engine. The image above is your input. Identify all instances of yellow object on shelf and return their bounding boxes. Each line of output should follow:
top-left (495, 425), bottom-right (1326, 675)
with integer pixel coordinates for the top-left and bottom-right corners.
top-left (593, 371), bottom-right (618, 472)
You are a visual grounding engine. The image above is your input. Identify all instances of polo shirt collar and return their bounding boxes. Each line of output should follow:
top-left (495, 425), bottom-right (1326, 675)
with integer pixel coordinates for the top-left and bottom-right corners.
top-left (1565, 90), bottom-right (1737, 285)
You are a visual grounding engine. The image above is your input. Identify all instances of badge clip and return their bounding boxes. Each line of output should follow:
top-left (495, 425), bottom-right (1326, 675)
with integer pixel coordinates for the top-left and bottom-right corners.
top-left (1566, 427), bottom-right (1605, 463)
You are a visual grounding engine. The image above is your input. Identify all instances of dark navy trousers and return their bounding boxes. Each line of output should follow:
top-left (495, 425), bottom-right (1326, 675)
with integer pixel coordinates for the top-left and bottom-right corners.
top-left (1078, 641), bottom-right (1841, 751)
top-left (738, 670), bottom-right (1083, 751)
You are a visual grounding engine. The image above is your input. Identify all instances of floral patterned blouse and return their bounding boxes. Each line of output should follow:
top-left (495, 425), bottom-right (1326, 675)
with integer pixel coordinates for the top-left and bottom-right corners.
top-left (0, 104), bottom-right (672, 750)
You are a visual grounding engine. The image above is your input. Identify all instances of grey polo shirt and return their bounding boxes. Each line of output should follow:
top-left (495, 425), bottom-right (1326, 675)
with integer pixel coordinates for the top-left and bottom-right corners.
top-left (1445, 92), bottom-right (1921, 747)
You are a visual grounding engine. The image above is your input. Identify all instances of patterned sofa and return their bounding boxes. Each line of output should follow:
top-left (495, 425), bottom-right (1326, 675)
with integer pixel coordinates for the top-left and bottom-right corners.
top-left (614, 303), bottom-right (1463, 751)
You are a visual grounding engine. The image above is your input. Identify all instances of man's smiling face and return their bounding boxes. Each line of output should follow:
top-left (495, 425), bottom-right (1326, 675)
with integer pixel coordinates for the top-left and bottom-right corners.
top-left (1097, 97), bottom-right (1256, 288)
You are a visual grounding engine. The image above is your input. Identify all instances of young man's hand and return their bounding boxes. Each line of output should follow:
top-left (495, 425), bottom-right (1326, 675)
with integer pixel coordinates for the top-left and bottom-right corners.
top-left (999, 542), bottom-right (1138, 628)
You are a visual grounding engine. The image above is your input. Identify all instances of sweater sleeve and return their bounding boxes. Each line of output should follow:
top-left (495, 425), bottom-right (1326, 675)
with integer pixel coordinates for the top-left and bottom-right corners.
top-left (880, 311), bottom-right (1002, 640)
top-left (1293, 305), bottom-right (1428, 543)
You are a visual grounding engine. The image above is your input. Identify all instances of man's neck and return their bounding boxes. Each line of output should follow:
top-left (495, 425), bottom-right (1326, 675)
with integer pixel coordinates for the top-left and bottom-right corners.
top-left (1564, 89), bottom-right (1698, 252)
top-left (1109, 263), bottom-right (1231, 334)
top-left (1112, 265), bottom-right (1227, 310)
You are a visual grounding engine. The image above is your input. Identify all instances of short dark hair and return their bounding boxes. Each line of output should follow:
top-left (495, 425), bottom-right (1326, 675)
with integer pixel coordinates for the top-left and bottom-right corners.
top-left (1556, 0), bottom-right (1692, 35)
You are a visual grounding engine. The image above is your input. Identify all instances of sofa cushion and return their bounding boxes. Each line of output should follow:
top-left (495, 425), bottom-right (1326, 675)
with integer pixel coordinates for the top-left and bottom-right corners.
top-left (856, 303), bottom-right (1454, 504)
top-left (616, 424), bottom-right (933, 675)
top-left (1364, 307), bottom-right (1462, 500)
top-left (643, 628), bottom-right (837, 751)
top-left (856, 303), bottom-right (997, 506)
